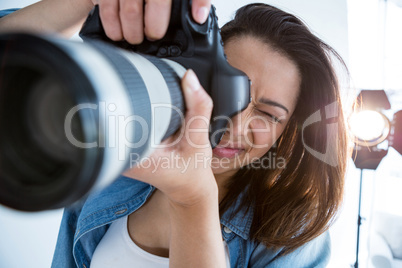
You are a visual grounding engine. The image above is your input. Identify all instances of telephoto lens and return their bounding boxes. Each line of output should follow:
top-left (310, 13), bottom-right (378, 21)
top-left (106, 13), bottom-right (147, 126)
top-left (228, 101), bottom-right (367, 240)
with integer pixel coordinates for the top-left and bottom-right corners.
top-left (0, 33), bottom-right (185, 211)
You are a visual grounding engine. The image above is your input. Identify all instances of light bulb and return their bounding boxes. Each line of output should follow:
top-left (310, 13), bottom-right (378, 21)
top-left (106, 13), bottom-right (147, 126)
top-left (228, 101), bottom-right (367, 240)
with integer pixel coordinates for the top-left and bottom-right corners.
top-left (349, 110), bottom-right (390, 146)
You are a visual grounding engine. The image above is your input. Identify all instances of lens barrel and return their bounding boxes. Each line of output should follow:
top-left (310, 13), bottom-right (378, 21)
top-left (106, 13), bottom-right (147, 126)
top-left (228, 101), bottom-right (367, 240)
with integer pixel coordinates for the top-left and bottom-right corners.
top-left (0, 33), bottom-right (185, 211)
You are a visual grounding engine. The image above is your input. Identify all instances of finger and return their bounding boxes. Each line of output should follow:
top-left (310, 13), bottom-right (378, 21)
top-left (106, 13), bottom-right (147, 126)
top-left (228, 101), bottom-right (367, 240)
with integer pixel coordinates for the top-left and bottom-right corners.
top-left (191, 0), bottom-right (211, 24)
top-left (120, 0), bottom-right (144, 44)
top-left (144, 0), bottom-right (172, 40)
top-left (181, 70), bottom-right (213, 148)
top-left (98, 0), bottom-right (123, 41)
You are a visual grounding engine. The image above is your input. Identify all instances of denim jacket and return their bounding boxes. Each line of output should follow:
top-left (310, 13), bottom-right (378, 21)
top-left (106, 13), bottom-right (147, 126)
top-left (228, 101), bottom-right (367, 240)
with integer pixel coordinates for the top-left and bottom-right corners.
top-left (51, 176), bottom-right (330, 268)
top-left (0, 8), bottom-right (19, 18)
top-left (0, 9), bottom-right (330, 268)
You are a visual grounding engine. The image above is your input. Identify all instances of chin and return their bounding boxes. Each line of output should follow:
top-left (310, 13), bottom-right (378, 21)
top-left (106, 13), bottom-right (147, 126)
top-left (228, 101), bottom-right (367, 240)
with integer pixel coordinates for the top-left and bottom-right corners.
top-left (210, 157), bottom-right (241, 176)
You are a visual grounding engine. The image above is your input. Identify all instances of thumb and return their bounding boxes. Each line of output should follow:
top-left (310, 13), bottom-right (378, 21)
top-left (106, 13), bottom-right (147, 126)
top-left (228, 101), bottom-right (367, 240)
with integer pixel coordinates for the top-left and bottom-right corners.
top-left (181, 69), bottom-right (213, 149)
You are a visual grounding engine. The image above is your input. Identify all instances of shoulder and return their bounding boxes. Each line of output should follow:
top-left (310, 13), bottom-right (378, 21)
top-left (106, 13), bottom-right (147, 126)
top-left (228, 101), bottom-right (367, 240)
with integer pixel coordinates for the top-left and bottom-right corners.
top-left (55, 176), bottom-right (154, 244)
top-left (62, 176), bottom-right (153, 226)
top-left (249, 232), bottom-right (331, 268)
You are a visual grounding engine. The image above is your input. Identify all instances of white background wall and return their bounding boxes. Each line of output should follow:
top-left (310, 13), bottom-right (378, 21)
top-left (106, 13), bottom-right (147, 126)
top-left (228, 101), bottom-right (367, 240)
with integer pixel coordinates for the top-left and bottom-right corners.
top-left (2, 1), bottom-right (398, 268)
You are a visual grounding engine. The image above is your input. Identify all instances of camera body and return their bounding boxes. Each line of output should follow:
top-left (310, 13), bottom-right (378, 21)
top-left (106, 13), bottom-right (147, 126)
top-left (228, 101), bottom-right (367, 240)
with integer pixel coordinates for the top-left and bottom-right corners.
top-left (80, 1), bottom-right (251, 147)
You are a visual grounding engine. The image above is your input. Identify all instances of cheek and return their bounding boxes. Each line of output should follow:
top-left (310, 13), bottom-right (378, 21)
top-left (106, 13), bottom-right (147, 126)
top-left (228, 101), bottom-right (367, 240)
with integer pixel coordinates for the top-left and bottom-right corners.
top-left (249, 119), bottom-right (284, 156)
top-left (249, 117), bottom-right (279, 144)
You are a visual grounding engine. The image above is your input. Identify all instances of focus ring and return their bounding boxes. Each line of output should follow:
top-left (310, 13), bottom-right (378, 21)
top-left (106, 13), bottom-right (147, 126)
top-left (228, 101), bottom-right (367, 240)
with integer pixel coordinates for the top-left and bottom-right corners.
top-left (142, 55), bottom-right (185, 141)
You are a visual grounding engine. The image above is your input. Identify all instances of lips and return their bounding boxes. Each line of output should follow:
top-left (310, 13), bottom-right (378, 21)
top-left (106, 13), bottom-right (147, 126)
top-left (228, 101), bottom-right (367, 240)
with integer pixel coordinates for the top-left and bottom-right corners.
top-left (212, 145), bottom-right (245, 158)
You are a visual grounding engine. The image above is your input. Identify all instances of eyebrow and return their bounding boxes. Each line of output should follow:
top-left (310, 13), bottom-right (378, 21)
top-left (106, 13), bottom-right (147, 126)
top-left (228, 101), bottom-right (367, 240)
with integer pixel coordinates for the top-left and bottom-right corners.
top-left (258, 97), bottom-right (289, 114)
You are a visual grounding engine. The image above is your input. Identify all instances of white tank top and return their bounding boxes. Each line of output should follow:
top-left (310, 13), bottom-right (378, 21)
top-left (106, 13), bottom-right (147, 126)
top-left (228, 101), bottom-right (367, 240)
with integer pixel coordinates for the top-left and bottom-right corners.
top-left (90, 215), bottom-right (231, 268)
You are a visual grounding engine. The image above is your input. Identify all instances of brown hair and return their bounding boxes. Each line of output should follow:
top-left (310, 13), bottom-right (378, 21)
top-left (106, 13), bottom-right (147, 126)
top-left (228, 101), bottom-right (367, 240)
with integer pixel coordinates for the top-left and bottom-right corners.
top-left (219, 3), bottom-right (349, 254)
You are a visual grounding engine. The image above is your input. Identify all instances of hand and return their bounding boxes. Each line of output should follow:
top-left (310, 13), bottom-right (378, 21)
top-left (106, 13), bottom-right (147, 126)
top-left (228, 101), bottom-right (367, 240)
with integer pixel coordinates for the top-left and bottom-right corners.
top-left (123, 70), bottom-right (216, 205)
top-left (92, 0), bottom-right (212, 44)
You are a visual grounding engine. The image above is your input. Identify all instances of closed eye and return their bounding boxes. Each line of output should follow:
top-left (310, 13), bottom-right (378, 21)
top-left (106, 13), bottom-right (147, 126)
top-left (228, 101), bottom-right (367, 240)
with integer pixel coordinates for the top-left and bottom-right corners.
top-left (256, 109), bottom-right (281, 123)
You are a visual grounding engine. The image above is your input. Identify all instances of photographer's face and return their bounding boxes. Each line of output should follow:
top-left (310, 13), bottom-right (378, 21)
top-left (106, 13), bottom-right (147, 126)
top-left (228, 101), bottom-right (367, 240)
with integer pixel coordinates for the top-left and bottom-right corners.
top-left (211, 35), bottom-right (301, 177)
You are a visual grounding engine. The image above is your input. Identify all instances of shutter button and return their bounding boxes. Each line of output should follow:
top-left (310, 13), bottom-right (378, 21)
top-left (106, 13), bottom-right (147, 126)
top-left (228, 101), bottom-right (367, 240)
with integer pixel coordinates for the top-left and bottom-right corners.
top-left (223, 226), bottom-right (232, 234)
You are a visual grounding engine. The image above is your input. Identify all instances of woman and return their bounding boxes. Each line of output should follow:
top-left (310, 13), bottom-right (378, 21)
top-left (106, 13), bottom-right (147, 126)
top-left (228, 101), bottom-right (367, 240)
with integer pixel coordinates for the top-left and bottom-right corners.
top-left (0, 1), bottom-right (348, 267)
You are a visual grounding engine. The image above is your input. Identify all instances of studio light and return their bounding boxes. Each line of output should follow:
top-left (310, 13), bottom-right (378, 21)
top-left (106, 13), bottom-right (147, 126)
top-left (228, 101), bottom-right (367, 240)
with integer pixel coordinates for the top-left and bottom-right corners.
top-left (349, 110), bottom-right (390, 147)
top-left (348, 89), bottom-right (402, 268)
top-left (349, 89), bottom-right (402, 170)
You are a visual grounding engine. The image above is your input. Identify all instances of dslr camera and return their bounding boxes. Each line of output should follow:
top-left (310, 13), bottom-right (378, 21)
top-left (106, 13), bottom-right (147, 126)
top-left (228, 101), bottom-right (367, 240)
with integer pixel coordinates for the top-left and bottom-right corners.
top-left (0, 0), bottom-right (250, 211)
